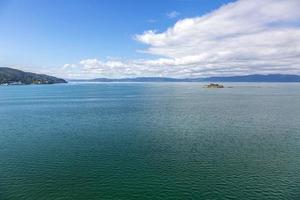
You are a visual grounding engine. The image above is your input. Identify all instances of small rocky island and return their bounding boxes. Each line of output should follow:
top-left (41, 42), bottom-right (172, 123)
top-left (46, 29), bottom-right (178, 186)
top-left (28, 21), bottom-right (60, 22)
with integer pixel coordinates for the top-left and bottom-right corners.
top-left (205, 83), bottom-right (224, 88)
top-left (0, 67), bottom-right (67, 85)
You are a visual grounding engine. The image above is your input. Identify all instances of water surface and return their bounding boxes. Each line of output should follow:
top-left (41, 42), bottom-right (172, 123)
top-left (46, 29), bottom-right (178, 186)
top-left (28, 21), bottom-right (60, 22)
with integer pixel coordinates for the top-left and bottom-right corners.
top-left (0, 83), bottom-right (300, 199)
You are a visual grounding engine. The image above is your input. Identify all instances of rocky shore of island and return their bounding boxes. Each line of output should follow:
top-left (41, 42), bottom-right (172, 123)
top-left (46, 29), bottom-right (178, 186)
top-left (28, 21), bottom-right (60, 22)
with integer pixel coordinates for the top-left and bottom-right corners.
top-left (204, 83), bottom-right (225, 88)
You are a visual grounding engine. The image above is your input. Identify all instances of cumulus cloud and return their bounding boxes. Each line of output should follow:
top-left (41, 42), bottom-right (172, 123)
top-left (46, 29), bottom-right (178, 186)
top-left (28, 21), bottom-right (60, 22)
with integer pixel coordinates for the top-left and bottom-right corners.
top-left (63, 0), bottom-right (300, 78)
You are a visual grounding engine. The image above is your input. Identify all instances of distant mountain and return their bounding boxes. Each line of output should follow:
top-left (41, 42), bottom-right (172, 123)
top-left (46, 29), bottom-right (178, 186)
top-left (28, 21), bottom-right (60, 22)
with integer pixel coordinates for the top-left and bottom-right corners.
top-left (0, 67), bottom-right (67, 85)
top-left (74, 74), bottom-right (300, 82)
top-left (202, 74), bottom-right (300, 82)
top-left (91, 77), bottom-right (185, 82)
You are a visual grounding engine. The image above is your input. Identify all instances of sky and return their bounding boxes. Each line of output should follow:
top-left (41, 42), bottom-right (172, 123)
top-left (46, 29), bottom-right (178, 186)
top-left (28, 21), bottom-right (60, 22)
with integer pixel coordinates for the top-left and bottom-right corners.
top-left (0, 0), bottom-right (300, 79)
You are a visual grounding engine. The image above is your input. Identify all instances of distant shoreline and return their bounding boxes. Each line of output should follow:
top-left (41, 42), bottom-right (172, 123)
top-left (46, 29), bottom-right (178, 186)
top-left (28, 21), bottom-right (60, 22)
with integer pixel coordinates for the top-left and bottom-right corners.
top-left (69, 74), bottom-right (300, 83)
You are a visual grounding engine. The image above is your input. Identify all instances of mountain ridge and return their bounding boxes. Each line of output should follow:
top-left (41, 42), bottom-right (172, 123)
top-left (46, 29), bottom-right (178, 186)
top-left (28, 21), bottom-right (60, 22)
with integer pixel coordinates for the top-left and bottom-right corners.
top-left (72, 74), bottom-right (300, 82)
top-left (0, 67), bottom-right (67, 85)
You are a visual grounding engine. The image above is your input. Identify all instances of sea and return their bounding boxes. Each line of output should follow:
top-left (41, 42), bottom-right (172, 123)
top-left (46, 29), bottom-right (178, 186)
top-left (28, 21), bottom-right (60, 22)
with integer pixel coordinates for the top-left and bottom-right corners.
top-left (0, 82), bottom-right (300, 200)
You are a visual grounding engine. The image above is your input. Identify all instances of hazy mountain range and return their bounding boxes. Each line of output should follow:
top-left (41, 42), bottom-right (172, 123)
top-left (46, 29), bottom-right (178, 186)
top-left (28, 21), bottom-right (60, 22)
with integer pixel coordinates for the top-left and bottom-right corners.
top-left (74, 74), bottom-right (300, 82)
top-left (1, 67), bottom-right (300, 85)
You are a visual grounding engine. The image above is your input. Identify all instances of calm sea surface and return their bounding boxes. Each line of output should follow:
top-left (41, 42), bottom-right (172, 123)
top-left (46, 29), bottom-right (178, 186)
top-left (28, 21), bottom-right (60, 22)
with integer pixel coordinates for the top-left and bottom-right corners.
top-left (0, 83), bottom-right (300, 200)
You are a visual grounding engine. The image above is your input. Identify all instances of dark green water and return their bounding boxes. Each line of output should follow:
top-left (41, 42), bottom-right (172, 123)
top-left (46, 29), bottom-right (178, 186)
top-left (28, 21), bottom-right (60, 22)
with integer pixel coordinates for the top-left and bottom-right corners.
top-left (0, 83), bottom-right (300, 200)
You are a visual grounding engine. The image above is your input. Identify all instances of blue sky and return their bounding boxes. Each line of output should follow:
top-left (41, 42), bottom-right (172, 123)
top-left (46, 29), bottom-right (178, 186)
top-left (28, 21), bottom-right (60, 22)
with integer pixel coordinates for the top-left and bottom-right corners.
top-left (0, 0), bottom-right (299, 78)
top-left (0, 0), bottom-right (233, 65)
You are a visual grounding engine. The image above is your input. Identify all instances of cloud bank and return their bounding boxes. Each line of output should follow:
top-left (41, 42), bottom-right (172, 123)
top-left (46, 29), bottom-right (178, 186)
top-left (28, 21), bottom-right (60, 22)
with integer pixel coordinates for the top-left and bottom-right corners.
top-left (63, 0), bottom-right (300, 78)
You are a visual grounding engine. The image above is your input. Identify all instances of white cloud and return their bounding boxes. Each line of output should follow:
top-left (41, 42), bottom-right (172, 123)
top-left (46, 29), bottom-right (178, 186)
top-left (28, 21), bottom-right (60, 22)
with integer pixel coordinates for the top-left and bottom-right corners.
top-left (63, 0), bottom-right (300, 78)
top-left (167, 11), bottom-right (180, 19)
top-left (63, 64), bottom-right (76, 69)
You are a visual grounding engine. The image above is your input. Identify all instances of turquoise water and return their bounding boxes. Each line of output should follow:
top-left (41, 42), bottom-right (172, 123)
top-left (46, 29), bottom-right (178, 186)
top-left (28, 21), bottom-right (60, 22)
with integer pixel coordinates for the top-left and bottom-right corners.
top-left (0, 83), bottom-right (300, 200)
